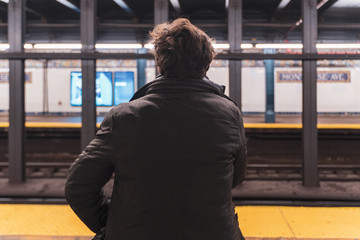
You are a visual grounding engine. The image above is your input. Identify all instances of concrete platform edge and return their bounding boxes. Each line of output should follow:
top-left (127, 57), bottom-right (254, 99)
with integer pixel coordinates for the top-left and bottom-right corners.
top-left (0, 179), bottom-right (359, 202)
top-left (0, 236), bottom-right (92, 240)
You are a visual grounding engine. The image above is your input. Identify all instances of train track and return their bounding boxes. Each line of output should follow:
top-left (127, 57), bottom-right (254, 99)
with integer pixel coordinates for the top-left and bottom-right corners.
top-left (0, 162), bottom-right (360, 181)
top-left (246, 164), bottom-right (360, 181)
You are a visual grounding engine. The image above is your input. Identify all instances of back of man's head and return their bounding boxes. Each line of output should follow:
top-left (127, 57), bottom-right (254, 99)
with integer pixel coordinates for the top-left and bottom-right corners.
top-left (149, 18), bottom-right (215, 79)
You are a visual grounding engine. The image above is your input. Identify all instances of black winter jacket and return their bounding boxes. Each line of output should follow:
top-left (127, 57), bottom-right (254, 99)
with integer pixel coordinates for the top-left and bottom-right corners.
top-left (65, 76), bottom-right (247, 240)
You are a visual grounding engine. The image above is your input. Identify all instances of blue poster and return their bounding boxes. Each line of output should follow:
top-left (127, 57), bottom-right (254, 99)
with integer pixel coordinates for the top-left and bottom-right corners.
top-left (70, 71), bottom-right (113, 106)
top-left (114, 71), bottom-right (135, 105)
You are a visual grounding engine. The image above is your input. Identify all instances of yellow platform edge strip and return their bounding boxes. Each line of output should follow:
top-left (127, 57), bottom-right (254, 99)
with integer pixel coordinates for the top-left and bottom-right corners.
top-left (0, 122), bottom-right (360, 129)
top-left (245, 123), bottom-right (360, 129)
top-left (0, 122), bottom-right (100, 128)
top-left (1, 205), bottom-right (360, 239)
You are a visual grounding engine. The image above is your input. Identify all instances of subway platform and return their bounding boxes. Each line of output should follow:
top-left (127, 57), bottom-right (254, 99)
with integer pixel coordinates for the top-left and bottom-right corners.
top-left (0, 179), bottom-right (360, 239)
top-left (0, 114), bottom-right (359, 239)
top-left (0, 203), bottom-right (360, 240)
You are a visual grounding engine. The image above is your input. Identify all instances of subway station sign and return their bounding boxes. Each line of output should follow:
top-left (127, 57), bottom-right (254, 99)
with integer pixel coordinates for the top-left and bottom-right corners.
top-left (0, 72), bottom-right (32, 83)
top-left (276, 71), bottom-right (351, 83)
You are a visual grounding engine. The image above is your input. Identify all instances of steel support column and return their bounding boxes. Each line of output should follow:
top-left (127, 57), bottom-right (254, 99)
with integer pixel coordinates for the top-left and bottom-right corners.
top-left (137, 48), bottom-right (147, 89)
top-left (154, 0), bottom-right (168, 76)
top-left (264, 49), bottom-right (275, 123)
top-left (154, 0), bottom-right (169, 26)
top-left (228, 0), bottom-right (242, 108)
top-left (43, 60), bottom-right (49, 113)
top-left (302, 0), bottom-right (319, 187)
top-left (81, 0), bottom-right (97, 150)
top-left (8, 0), bottom-right (26, 183)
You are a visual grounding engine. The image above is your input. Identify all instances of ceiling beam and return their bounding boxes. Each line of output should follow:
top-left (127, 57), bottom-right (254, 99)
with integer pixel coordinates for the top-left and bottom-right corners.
top-left (25, 6), bottom-right (47, 19)
top-left (154, 0), bottom-right (169, 25)
top-left (0, 0), bottom-right (47, 20)
top-left (277, 0), bottom-right (292, 9)
top-left (318, 0), bottom-right (338, 14)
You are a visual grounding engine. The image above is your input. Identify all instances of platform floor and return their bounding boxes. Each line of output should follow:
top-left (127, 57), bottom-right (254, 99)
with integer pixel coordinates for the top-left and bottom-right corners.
top-left (0, 204), bottom-right (360, 240)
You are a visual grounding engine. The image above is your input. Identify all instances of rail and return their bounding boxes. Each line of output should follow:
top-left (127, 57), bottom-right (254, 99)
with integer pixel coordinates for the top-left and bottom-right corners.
top-left (0, 162), bottom-right (359, 181)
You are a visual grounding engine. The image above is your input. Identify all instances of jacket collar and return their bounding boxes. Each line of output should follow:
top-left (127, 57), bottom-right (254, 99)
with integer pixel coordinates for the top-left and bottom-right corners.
top-left (130, 75), bottom-right (236, 106)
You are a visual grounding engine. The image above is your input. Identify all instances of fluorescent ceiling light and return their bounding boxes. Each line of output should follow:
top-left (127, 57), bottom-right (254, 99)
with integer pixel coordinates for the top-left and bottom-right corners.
top-left (113, 0), bottom-right (132, 13)
top-left (278, 0), bottom-right (291, 8)
top-left (95, 43), bottom-right (142, 49)
top-left (0, 0), bottom-right (9, 3)
top-left (295, 19), bottom-right (303, 27)
top-left (332, 0), bottom-right (360, 8)
top-left (6, 42), bottom-right (359, 51)
top-left (24, 44), bottom-right (33, 49)
top-left (145, 43), bottom-right (252, 49)
top-left (34, 43), bottom-right (82, 49)
top-left (317, 0), bottom-right (329, 9)
top-left (170, 0), bottom-right (181, 12)
top-left (256, 43), bottom-right (360, 49)
top-left (213, 43), bottom-right (254, 49)
top-left (225, 0), bottom-right (229, 9)
top-left (0, 43), bottom-right (32, 50)
top-left (241, 43), bottom-right (253, 49)
top-left (144, 43), bottom-right (154, 49)
top-left (213, 43), bottom-right (230, 49)
top-left (256, 43), bottom-right (303, 49)
top-left (0, 44), bottom-right (9, 50)
top-left (316, 43), bottom-right (360, 49)
top-left (56, 0), bottom-right (80, 13)
top-left (34, 43), bottom-right (143, 50)
top-left (145, 43), bottom-right (230, 49)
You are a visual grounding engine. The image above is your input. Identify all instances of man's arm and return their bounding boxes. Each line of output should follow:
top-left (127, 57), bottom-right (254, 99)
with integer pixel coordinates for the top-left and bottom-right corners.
top-left (65, 112), bottom-right (114, 233)
top-left (232, 110), bottom-right (247, 188)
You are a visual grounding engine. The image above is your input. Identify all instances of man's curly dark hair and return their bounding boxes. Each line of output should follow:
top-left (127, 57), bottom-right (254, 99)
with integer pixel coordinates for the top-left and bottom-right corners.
top-left (149, 18), bottom-right (216, 79)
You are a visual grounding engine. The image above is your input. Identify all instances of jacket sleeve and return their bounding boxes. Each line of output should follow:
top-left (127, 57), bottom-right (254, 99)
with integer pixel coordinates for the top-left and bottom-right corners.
top-left (232, 109), bottom-right (247, 188)
top-left (65, 111), bottom-right (114, 233)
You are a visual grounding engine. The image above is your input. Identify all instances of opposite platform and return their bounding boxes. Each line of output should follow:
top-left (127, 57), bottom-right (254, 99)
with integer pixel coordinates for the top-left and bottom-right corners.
top-left (0, 114), bottom-right (359, 129)
top-left (1, 204), bottom-right (360, 240)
